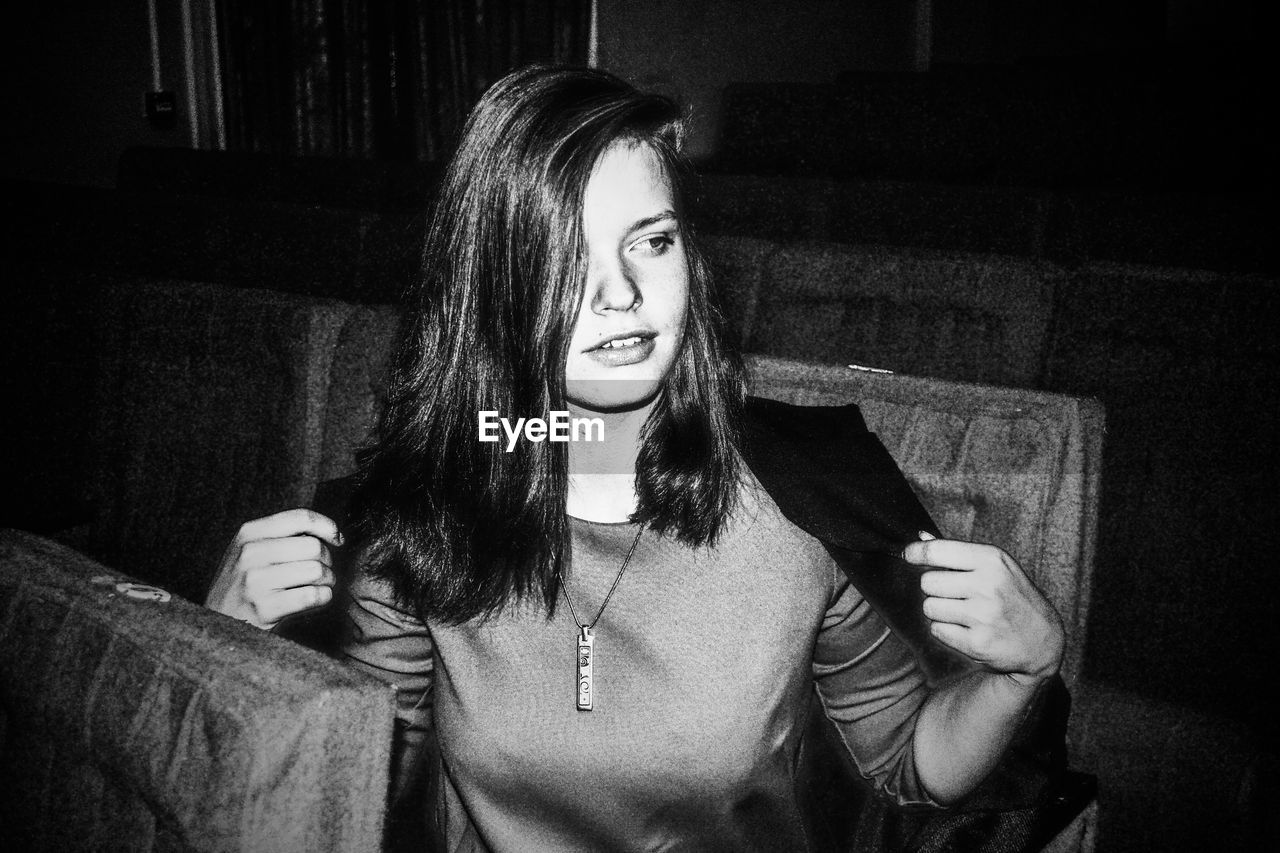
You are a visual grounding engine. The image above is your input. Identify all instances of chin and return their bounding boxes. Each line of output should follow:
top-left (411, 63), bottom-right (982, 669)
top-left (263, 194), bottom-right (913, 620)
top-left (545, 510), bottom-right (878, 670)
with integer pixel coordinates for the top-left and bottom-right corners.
top-left (565, 375), bottom-right (665, 414)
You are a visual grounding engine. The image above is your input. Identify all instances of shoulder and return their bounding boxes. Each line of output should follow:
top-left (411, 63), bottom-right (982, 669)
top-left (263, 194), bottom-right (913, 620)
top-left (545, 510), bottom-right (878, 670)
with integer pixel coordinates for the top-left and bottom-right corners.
top-left (743, 395), bottom-right (872, 445)
top-left (741, 395), bottom-right (935, 554)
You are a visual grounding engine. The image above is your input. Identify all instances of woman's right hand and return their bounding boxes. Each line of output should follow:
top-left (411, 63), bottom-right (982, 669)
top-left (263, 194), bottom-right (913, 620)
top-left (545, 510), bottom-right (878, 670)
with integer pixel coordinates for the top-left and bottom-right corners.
top-left (205, 509), bottom-right (343, 629)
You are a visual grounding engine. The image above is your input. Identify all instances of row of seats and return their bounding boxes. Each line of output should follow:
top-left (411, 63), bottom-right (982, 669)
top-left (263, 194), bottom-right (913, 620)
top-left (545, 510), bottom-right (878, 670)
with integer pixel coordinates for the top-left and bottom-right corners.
top-left (5, 274), bottom-right (1108, 849)
top-left (112, 146), bottom-right (1279, 276)
top-left (709, 60), bottom-right (1274, 191)
top-left (704, 233), bottom-right (1280, 767)
top-left (8, 194), bottom-right (1276, 730)
top-left (7, 272), bottom-right (1268, 850)
top-left (696, 174), bottom-right (1277, 276)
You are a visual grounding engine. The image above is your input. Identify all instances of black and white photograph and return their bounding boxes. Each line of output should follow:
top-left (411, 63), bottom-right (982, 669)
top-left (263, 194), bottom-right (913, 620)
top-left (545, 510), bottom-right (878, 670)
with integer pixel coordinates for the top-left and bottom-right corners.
top-left (2, 2), bottom-right (1276, 851)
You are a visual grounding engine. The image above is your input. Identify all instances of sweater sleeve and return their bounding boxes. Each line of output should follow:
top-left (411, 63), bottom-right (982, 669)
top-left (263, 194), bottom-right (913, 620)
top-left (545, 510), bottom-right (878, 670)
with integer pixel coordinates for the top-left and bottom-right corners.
top-left (339, 553), bottom-right (434, 805)
top-left (812, 568), bottom-right (940, 808)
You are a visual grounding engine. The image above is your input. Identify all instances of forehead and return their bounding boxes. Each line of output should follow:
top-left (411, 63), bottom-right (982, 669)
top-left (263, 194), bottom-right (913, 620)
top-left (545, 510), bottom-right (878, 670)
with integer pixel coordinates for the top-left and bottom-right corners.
top-left (581, 141), bottom-right (675, 234)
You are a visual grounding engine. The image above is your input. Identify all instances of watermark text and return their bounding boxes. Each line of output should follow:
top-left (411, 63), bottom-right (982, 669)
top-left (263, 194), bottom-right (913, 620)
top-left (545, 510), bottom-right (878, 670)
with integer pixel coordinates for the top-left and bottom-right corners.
top-left (478, 410), bottom-right (605, 452)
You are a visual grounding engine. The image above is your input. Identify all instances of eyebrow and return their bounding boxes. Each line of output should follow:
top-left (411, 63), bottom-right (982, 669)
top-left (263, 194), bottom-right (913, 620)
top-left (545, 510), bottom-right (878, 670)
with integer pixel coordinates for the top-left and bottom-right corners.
top-left (626, 210), bottom-right (679, 235)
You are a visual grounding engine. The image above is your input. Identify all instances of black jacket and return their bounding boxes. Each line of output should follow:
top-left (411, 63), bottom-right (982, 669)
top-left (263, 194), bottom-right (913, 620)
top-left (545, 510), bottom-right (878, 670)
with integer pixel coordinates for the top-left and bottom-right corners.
top-left (740, 397), bottom-right (1093, 852)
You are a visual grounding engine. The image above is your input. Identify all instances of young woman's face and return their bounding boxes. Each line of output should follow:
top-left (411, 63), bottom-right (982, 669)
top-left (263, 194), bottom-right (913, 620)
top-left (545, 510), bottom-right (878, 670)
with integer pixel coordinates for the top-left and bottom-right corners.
top-left (564, 141), bottom-right (690, 413)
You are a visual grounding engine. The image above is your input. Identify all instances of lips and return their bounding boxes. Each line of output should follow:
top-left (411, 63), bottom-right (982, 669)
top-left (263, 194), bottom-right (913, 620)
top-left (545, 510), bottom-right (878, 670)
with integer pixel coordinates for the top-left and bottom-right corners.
top-left (587, 330), bottom-right (657, 352)
top-left (585, 330), bottom-right (657, 367)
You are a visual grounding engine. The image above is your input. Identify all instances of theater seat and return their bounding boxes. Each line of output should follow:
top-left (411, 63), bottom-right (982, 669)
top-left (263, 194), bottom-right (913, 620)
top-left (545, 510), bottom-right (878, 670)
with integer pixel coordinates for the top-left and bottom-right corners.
top-left (0, 529), bottom-right (396, 852)
top-left (748, 355), bottom-right (1103, 852)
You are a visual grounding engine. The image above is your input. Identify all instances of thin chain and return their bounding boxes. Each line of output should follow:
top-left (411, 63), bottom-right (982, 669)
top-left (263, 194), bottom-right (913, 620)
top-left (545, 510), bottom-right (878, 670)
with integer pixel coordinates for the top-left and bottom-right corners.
top-left (559, 526), bottom-right (643, 630)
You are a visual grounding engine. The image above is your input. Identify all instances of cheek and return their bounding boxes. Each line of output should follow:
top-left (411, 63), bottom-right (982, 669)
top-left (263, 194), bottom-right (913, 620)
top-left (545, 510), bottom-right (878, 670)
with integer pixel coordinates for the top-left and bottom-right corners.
top-left (663, 268), bottom-right (692, 331)
top-left (670, 279), bottom-right (692, 342)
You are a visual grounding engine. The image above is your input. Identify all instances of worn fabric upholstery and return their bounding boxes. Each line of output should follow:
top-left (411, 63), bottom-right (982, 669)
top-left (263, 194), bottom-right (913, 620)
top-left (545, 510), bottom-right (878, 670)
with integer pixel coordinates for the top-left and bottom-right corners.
top-left (0, 529), bottom-right (395, 853)
top-left (697, 174), bottom-right (834, 240)
top-left (746, 356), bottom-right (1103, 853)
top-left (750, 243), bottom-right (1061, 388)
top-left (700, 233), bottom-right (777, 350)
top-left (318, 305), bottom-right (405, 483)
top-left (825, 180), bottom-right (1051, 258)
top-left (1045, 261), bottom-right (1279, 709)
top-left (89, 277), bottom-right (354, 601)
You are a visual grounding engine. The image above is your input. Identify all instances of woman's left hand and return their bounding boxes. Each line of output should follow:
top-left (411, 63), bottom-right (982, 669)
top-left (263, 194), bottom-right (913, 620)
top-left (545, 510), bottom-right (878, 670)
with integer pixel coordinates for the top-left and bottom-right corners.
top-left (902, 532), bottom-right (1064, 688)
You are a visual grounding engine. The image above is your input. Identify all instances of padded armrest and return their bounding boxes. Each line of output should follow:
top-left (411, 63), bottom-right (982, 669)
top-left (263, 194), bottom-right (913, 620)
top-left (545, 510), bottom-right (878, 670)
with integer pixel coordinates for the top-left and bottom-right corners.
top-left (0, 529), bottom-right (395, 852)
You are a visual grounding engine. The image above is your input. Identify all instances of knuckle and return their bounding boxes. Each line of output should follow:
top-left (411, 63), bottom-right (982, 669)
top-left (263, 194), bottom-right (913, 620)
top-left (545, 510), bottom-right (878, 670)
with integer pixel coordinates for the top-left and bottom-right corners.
top-left (248, 598), bottom-right (272, 624)
top-left (240, 539), bottom-right (265, 564)
top-left (234, 523), bottom-right (256, 546)
top-left (243, 564), bottom-right (276, 595)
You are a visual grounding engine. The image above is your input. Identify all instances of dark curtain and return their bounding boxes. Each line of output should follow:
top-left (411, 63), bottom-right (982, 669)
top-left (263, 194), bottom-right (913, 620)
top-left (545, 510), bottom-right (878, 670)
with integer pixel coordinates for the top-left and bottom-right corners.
top-left (217, 0), bottom-right (592, 160)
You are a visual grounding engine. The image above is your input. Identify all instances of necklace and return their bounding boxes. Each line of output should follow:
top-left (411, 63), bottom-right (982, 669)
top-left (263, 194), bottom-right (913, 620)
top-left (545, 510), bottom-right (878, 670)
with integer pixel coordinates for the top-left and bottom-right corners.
top-left (557, 525), bottom-right (643, 711)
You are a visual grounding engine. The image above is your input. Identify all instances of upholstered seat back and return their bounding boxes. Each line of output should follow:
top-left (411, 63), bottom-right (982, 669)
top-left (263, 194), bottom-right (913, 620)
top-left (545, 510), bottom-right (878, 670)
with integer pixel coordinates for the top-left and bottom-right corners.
top-left (88, 276), bottom-right (354, 601)
top-left (747, 355), bottom-right (1103, 688)
top-left (0, 529), bottom-right (395, 852)
top-left (747, 243), bottom-right (1061, 388)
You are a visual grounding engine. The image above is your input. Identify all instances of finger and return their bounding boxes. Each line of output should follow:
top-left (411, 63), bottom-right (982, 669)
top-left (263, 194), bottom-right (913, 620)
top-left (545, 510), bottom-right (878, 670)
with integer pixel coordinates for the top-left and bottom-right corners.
top-left (244, 561), bottom-right (336, 597)
top-left (254, 584), bottom-right (334, 624)
top-left (922, 595), bottom-right (975, 626)
top-left (236, 508), bottom-right (343, 548)
top-left (241, 535), bottom-right (332, 569)
top-left (901, 538), bottom-right (1001, 571)
top-left (929, 621), bottom-right (981, 659)
top-left (919, 569), bottom-right (974, 599)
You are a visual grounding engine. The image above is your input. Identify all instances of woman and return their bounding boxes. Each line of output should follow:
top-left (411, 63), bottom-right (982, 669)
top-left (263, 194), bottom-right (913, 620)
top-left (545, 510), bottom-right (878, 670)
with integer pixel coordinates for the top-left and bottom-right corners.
top-left (207, 66), bottom-right (1066, 852)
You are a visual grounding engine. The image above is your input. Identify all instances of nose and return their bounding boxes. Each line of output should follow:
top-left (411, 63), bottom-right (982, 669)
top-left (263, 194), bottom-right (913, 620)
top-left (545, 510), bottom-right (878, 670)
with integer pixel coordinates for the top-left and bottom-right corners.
top-left (587, 255), bottom-right (642, 314)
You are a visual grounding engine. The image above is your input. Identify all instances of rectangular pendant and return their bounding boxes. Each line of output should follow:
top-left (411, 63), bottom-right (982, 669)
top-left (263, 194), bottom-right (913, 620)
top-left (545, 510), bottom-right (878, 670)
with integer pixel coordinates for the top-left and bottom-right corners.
top-left (576, 626), bottom-right (594, 711)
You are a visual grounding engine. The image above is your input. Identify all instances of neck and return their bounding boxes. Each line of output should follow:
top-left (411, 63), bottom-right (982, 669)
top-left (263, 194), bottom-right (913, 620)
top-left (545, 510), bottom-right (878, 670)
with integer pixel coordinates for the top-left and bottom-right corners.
top-left (565, 400), bottom-right (653, 523)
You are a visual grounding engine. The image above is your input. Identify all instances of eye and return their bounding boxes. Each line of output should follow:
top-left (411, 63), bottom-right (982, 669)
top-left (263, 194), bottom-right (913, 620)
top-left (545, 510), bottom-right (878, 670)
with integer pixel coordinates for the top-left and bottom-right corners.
top-left (629, 232), bottom-right (676, 257)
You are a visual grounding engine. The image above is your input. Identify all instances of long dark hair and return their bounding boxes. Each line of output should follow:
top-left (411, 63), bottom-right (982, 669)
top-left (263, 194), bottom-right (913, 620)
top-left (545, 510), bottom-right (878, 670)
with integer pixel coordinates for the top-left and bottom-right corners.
top-left (354, 65), bottom-right (745, 624)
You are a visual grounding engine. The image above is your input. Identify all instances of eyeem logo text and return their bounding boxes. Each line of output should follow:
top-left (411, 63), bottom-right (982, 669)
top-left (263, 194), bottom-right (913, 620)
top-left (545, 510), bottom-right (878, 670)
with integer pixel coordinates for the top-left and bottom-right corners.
top-left (478, 411), bottom-right (605, 452)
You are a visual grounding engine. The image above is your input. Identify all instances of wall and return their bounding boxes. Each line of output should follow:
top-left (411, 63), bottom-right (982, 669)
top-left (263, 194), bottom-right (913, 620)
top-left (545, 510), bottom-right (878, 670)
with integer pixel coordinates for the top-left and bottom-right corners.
top-left (932, 0), bottom-right (1269, 64)
top-left (2, 0), bottom-right (194, 187)
top-left (595, 0), bottom-right (921, 161)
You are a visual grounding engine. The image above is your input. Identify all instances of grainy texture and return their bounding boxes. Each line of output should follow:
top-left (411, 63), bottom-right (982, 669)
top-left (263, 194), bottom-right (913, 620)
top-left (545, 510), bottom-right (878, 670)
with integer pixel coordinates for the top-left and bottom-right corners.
top-left (749, 244), bottom-right (1061, 390)
top-left (88, 277), bottom-right (354, 601)
top-left (0, 529), bottom-right (396, 852)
